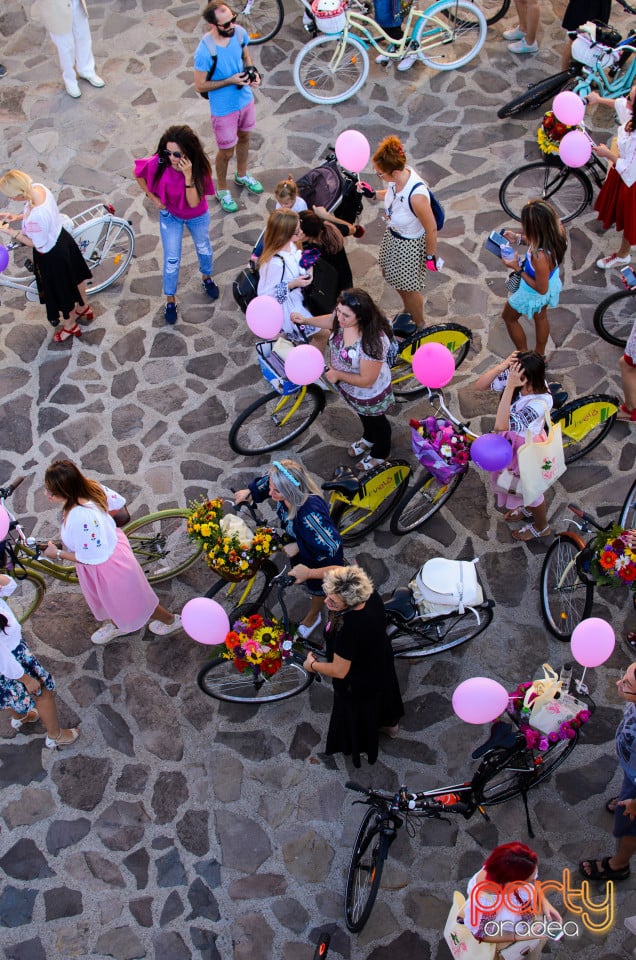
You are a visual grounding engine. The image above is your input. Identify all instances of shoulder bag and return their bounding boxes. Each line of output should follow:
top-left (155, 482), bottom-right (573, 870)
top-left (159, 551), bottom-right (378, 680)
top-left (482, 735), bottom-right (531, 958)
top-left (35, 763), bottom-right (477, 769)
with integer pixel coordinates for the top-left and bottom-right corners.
top-left (302, 257), bottom-right (340, 315)
top-left (444, 891), bottom-right (497, 960)
top-left (516, 404), bottom-right (566, 507)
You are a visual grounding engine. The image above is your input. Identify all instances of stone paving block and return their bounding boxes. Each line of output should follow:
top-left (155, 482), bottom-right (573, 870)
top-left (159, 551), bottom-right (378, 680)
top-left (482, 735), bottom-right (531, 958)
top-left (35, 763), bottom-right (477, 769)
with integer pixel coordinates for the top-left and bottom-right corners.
top-left (215, 809), bottom-right (272, 872)
top-left (50, 754), bottom-right (112, 811)
top-left (1, 786), bottom-right (55, 828)
top-left (232, 912), bottom-right (274, 960)
top-left (44, 886), bottom-right (83, 920)
top-left (94, 924), bottom-right (147, 959)
top-left (0, 839), bottom-right (54, 881)
top-left (185, 877), bottom-right (220, 921)
top-left (0, 885), bottom-right (37, 927)
top-left (4, 937), bottom-right (47, 960)
top-left (152, 931), bottom-right (192, 960)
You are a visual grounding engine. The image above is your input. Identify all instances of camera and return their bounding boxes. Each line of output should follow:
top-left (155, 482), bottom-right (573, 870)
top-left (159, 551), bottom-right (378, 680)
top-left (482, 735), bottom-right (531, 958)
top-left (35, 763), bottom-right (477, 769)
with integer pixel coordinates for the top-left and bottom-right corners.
top-left (242, 65), bottom-right (259, 83)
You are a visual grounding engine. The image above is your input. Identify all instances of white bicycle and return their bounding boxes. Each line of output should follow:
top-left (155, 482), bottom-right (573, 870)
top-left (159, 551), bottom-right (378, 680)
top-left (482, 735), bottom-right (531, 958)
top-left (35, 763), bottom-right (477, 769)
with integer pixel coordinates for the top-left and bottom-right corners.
top-left (0, 203), bottom-right (135, 302)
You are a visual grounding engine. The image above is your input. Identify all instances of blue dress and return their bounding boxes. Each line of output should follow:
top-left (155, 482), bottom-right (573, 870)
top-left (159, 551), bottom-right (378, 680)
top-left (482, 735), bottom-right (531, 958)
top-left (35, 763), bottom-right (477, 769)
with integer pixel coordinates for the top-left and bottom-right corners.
top-left (508, 249), bottom-right (562, 319)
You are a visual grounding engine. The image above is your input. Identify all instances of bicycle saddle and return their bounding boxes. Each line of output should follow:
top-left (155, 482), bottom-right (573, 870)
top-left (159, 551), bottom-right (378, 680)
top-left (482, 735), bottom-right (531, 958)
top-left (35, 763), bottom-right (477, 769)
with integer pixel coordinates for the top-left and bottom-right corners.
top-left (384, 586), bottom-right (418, 621)
top-left (548, 381), bottom-right (568, 409)
top-left (392, 313), bottom-right (417, 338)
top-left (471, 720), bottom-right (519, 759)
top-left (321, 465), bottom-right (360, 496)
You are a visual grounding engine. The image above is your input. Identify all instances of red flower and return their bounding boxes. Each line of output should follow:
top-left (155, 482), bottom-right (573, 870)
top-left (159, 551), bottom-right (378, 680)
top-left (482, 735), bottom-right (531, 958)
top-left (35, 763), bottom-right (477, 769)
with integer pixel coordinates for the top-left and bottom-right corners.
top-left (261, 658), bottom-right (282, 676)
top-left (619, 565), bottom-right (636, 582)
top-left (248, 614), bottom-right (264, 629)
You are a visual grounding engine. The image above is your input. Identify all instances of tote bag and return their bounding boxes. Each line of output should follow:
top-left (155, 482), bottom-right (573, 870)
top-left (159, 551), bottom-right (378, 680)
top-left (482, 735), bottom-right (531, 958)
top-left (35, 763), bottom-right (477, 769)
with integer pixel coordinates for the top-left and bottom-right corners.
top-left (517, 407), bottom-right (566, 507)
top-left (444, 892), bottom-right (497, 960)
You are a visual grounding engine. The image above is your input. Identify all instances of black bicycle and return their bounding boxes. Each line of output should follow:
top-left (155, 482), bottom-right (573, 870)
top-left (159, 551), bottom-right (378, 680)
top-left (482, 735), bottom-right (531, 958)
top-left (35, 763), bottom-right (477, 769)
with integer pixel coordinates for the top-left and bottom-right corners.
top-left (593, 264), bottom-right (636, 348)
top-left (344, 673), bottom-right (594, 932)
top-left (499, 152), bottom-right (607, 225)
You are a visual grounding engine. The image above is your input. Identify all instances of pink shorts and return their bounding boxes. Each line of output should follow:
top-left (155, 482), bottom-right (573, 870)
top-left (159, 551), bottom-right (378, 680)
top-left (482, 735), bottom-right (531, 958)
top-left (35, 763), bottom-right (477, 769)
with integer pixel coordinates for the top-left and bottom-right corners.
top-left (212, 101), bottom-right (256, 150)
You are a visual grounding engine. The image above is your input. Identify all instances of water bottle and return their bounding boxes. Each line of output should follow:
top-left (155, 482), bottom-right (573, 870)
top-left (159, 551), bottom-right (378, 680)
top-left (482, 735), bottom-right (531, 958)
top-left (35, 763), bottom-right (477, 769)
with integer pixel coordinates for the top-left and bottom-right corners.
top-left (500, 240), bottom-right (514, 261)
top-left (559, 662), bottom-right (573, 695)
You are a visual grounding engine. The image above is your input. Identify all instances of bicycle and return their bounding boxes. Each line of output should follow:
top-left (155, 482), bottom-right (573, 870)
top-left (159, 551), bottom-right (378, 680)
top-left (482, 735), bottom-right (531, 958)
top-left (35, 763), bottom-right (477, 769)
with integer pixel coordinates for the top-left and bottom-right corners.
top-left (227, 323), bottom-right (473, 457)
top-left (239, 0), bottom-right (508, 46)
top-left (344, 669), bottom-right (594, 931)
top-left (293, 0), bottom-right (487, 105)
top-left (499, 150), bottom-right (608, 225)
top-left (540, 486), bottom-right (636, 639)
top-left (0, 476), bottom-right (201, 624)
top-left (497, 1), bottom-right (636, 118)
top-left (389, 386), bottom-right (619, 535)
top-left (0, 203), bottom-right (134, 303)
top-left (593, 264), bottom-right (636, 348)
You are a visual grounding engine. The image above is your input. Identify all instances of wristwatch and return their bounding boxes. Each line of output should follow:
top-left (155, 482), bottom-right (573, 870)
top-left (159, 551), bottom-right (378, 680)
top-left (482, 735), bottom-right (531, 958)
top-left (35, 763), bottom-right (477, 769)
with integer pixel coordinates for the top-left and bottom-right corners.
top-left (56, 549), bottom-right (63, 561)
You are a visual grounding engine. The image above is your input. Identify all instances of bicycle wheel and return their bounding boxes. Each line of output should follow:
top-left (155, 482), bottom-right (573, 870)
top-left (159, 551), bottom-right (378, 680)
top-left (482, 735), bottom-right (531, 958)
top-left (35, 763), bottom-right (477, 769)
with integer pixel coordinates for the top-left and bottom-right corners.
top-left (391, 324), bottom-right (472, 399)
top-left (293, 34), bottom-right (369, 105)
top-left (593, 289), bottom-right (634, 348)
top-left (475, 737), bottom-right (577, 805)
top-left (206, 560), bottom-right (277, 609)
top-left (238, 0), bottom-right (284, 44)
top-left (344, 807), bottom-right (388, 933)
top-left (228, 386), bottom-right (325, 456)
top-left (415, 0), bottom-right (487, 71)
top-left (330, 460), bottom-right (411, 545)
top-left (123, 509), bottom-right (202, 583)
top-left (197, 656), bottom-right (313, 702)
top-left (620, 477), bottom-right (636, 529)
top-left (552, 394), bottom-right (618, 464)
top-left (389, 602), bottom-right (493, 657)
top-left (389, 469), bottom-right (465, 535)
top-left (3, 572), bottom-right (46, 624)
top-left (73, 218), bottom-right (135, 295)
top-left (540, 533), bottom-right (593, 640)
top-left (497, 70), bottom-right (574, 118)
top-left (499, 161), bottom-right (590, 224)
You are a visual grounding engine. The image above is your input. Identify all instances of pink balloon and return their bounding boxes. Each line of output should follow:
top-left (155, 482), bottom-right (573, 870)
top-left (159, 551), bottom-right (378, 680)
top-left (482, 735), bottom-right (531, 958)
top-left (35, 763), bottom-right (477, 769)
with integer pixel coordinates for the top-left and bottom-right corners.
top-left (284, 343), bottom-right (325, 385)
top-left (411, 342), bottom-right (455, 388)
top-left (0, 505), bottom-right (9, 540)
top-left (182, 597), bottom-right (230, 645)
top-left (335, 130), bottom-right (370, 174)
top-left (0, 245), bottom-right (9, 274)
top-left (452, 677), bottom-right (510, 724)
top-left (552, 90), bottom-right (585, 127)
top-left (571, 617), bottom-right (615, 667)
top-left (559, 130), bottom-right (592, 168)
top-left (246, 295), bottom-right (284, 339)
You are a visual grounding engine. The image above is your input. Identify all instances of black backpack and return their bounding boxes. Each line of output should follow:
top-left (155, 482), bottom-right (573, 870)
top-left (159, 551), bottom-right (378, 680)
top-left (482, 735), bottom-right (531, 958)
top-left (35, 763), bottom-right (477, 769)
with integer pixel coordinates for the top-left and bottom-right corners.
top-left (232, 263), bottom-right (260, 313)
top-left (198, 27), bottom-right (248, 99)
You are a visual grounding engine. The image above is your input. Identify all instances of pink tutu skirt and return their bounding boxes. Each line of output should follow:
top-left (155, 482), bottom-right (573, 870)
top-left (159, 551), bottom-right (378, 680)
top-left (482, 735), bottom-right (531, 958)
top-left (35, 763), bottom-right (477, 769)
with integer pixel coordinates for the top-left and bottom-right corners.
top-left (76, 528), bottom-right (159, 632)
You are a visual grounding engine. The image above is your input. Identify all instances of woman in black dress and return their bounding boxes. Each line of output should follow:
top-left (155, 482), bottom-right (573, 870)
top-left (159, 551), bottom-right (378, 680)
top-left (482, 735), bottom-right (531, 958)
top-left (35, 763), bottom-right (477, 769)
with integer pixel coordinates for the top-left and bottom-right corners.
top-left (296, 565), bottom-right (404, 767)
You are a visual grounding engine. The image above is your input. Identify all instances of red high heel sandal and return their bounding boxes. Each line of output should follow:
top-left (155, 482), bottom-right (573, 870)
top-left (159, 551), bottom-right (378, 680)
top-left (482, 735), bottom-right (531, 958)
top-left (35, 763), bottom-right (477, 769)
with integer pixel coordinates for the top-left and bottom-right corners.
top-left (53, 324), bottom-right (82, 343)
top-left (75, 305), bottom-right (94, 321)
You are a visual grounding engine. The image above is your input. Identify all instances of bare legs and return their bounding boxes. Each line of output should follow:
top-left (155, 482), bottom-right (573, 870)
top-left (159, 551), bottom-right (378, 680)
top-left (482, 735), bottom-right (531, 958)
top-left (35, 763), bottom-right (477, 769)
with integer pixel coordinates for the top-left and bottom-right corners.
top-left (150, 603), bottom-right (177, 626)
top-left (301, 594), bottom-right (325, 629)
top-left (398, 289), bottom-right (425, 329)
top-left (9, 686), bottom-right (65, 739)
top-left (215, 131), bottom-right (250, 191)
top-left (513, 0), bottom-right (540, 44)
top-left (502, 303), bottom-right (550, 356)
top-left (620, 355), bottom-right (636, 414)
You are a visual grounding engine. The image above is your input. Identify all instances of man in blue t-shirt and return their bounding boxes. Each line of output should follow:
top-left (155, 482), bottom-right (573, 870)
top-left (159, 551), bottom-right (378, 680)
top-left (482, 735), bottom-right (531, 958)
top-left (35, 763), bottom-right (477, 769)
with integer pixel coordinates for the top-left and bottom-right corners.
top-left (580, 661), bottom-right (636, 883)
top-left (194, 1), bottom-right (263, 213)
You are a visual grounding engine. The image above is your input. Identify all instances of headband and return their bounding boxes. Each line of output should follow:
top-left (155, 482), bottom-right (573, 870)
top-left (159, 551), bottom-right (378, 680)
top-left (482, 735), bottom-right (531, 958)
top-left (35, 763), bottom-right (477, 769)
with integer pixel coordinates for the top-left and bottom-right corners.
top-left (272, 461), bottom-right (301, 488)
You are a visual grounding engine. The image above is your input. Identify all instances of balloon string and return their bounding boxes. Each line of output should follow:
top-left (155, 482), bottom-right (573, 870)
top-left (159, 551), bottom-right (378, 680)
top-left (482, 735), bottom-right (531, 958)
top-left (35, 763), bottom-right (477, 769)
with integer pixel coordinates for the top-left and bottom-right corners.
top-left (578, 122), bottom-right (597, 146)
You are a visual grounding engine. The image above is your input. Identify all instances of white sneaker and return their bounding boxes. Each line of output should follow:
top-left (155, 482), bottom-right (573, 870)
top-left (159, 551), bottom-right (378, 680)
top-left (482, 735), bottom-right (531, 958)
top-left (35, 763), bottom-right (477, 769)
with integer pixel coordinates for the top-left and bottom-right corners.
top-left (297, 614), bottom-right (322, 639)
top-left (596, 252), bottom-right (632, 269)
top-left (508, 39), bottom-right (539, 54)
top-left (397, 53), bottom-right (418, 72)
top-left (376, 43), bottom-right (396, 64)
top-left (79, 72), bottom-right (105, 88)
top-left (149, 614), bottom-right (182, 637)
top-left (503, 25), bottom-right (524, 40)
top-left (64, 79), bottom-right (81, 98)
top-left (91, 622), bottom-right (127, 645)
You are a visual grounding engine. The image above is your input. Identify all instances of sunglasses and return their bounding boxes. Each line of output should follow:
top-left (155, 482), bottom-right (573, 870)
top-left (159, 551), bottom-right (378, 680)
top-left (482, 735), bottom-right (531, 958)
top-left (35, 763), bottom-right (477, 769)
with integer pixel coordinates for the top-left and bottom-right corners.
top-left (164, 149), bottom-right (183, 159)
top-left (217, 16), bottom-right (237, 27)
top-left (338, 292), bottom-right (360, 309)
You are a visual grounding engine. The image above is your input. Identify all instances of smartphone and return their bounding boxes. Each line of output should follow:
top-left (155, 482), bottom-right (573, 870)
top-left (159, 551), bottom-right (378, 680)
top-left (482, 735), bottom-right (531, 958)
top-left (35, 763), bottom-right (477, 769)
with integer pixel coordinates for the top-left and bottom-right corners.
top-left (489, 230), bottom-right (507, 247)
top-left (620, 264), bottom-right (636, 288)
top-left (543, 925), bottom-right (564, 942)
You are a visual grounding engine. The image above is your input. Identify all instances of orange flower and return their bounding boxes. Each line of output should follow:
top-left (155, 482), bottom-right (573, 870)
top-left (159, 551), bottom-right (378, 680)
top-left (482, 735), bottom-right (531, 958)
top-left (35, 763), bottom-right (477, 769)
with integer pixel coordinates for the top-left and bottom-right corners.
top-left (599, 550), bottom-right (618, 570)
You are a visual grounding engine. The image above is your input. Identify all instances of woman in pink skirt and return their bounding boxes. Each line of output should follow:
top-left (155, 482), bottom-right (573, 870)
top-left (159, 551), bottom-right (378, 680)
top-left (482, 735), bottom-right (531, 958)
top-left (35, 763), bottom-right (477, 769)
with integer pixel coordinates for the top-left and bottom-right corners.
top-left (42, 459), bottom-right (182, 645)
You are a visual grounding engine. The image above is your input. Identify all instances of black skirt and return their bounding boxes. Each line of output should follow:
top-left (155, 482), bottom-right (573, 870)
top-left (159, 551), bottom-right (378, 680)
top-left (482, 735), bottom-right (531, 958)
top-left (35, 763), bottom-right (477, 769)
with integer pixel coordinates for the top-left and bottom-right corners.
top-left (33, 228), bottom-right (93, 326)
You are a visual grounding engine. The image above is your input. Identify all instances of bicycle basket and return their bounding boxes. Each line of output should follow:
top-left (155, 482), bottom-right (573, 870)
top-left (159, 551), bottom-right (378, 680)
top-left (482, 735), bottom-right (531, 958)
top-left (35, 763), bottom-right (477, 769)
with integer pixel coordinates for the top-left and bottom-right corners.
top-left (311, 0), bottom-right (347, 33)
top-left (410, 419), bottom-right (470, 484)
top-left (571, 33), bottom-right (620, 68)
top-left (257, 340), bottom-right (299, 396)
top-left (410, 558), bottom-right (483, 619)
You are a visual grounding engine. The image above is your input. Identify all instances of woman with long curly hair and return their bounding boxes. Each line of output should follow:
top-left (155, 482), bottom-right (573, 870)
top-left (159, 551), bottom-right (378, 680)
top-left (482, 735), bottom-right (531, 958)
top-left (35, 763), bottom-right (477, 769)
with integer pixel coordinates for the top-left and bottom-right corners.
top-left (134, 124), bottom-right (217, 324)
top-left (501, 198), bottom-right (567, 357)
top-left (294, 288), bottom-right (395, 470)
top-left (370, 135), bottom-right (439, 330)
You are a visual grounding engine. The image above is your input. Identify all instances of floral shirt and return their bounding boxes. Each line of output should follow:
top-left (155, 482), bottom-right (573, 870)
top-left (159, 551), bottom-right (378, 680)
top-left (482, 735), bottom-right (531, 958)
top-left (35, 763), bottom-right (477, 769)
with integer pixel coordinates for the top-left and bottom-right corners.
top-left (329, 328), bottom-right (393, 415)
top-left (60, 483), bottom-right (123, 565)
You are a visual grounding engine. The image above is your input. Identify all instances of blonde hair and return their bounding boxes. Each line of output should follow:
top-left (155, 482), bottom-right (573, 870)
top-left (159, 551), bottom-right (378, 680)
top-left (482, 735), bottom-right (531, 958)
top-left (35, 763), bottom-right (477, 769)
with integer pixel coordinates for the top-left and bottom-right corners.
top-left (274, 177), bottom-right (299, 205)
top-left (258, 209), bottom-right (299, 266)
top-left (268, 459), bottom-right (321, 518)
top-left (0, 170), bottom-right (36, 202)
top-left (323, 566), bottom-right (374, 607)
top-left (373, 135), bottom-right (407, 174)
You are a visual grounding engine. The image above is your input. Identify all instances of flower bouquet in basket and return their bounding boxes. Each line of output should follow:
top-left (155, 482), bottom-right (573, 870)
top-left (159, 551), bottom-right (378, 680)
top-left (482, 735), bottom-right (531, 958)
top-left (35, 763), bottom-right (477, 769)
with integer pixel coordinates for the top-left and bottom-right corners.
top-left (591, 525), bottom-right (636, 596)
top-left (537, 111), bottom-right (576, 156)
top-left (186, 498), bottom-right (278, 582)
top-left (222, 613), bottom-right (293, 678)
top-left (508, 677), bottom-right (591, 753)
top-left (409, 417), bottom-right (471, 484)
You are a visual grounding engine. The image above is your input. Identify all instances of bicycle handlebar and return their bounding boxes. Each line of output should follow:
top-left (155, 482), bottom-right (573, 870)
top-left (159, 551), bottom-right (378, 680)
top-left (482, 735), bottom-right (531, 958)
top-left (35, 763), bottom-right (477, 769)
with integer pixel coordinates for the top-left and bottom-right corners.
top-left (567, 503), bottom-right (606, 530)
top-left (0, 475), bottom-right (26, 500)
top-left (345, 781), bottom-right (469, 814)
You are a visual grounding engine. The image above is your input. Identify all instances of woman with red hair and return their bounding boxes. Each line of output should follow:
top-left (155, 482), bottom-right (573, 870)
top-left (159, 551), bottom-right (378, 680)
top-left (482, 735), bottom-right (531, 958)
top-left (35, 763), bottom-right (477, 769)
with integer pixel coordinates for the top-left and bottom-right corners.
top-left (464, 842), bottom-right (562, 956)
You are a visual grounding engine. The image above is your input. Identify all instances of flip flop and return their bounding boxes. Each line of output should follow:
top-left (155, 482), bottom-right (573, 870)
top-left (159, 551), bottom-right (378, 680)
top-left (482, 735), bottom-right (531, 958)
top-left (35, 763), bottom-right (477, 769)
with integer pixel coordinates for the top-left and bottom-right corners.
top-left (579, 856), bottom-right (631, 882)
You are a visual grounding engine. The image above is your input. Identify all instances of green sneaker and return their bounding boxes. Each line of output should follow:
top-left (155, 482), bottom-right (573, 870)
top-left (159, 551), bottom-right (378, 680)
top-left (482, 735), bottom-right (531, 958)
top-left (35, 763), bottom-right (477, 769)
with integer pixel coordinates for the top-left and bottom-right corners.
top-left (234, 172), bottom-right (264, 194)
top-left (217, 189), bottom-right (238, 213)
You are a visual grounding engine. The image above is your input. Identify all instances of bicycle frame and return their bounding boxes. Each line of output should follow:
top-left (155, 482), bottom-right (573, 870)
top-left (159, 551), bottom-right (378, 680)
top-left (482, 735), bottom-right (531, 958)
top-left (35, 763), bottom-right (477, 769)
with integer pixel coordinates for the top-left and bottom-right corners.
top-left (336, 0), bottom-right (468, 59)
top-left (328, 463), bottom-right (411, 533)
top-left (574, 41), bottom-right (636, 98)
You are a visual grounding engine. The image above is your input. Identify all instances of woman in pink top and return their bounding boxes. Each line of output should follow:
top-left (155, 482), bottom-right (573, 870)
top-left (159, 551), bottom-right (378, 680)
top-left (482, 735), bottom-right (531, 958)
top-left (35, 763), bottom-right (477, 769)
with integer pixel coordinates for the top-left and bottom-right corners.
top-left (0, 169), bottom-right (93, 343)
top-left (135, 125), bottom-right (216, 324)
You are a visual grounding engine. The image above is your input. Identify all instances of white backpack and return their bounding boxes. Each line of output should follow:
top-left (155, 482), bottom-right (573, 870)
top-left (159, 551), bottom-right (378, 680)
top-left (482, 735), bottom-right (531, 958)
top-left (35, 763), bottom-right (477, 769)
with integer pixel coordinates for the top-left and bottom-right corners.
top-left (409, 558), bottom-right (483, 619)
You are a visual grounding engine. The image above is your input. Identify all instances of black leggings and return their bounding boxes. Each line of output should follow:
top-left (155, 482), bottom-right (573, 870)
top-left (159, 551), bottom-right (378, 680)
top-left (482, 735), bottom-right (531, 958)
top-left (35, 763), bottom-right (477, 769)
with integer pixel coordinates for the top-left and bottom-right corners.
top-left (359, 414), bottom-right (392, 459)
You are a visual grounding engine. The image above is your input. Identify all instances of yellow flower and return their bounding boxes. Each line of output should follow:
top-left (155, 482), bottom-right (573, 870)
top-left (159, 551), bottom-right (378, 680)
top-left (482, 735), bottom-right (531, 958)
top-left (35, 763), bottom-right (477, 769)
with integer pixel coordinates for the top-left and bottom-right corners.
top-left (200, 523), bottom-right (211, 538)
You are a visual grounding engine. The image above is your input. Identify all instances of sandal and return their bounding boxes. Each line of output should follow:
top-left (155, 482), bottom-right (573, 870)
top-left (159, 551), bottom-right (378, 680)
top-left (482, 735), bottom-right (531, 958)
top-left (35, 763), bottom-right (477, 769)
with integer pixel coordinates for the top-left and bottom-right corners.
top-left (75, 305), bottom-right (94, 321)
top-left (53, 324), bottom-right (81, 343)
top-left (10, 708), bottom-right (39, 731)
top-left (504, 506), bottom-right (532, 523)
top-left (511, 524), bottom-right (551, 542)
top-left (605, 797), bottom-right (620, 814)
top-left (45, 727), bottom-right (80, 750)
top-left (579, 856), bottom-right (631, 882)
top-left (617, 404), bottom-right (636, 422)
top-left (356, 455), bottom-right (386, 472)
top-left (348, 438), bottom-right (373, 458)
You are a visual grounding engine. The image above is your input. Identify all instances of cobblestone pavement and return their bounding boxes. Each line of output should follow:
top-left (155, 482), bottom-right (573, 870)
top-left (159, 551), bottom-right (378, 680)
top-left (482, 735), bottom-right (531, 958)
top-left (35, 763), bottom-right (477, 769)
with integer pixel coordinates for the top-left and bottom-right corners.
top-left (1, 1), bottom-right (636, 958)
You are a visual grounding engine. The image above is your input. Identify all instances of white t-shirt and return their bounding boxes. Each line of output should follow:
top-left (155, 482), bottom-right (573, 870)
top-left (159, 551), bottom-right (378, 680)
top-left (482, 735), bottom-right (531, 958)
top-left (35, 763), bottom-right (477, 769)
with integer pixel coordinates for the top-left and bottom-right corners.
top-left (0, 578), bottom-right (25, 680)
top-left (491, 371), bottom-right (553, 437)
top-left (257, 246), bottom-right (314, 338)
top-left (465, 869), bottom-right (536, 940)
top-left (383, 168), bottom-right (430, 239)
top-left (276, 197), bottom-right (308, 213)
top-left (60, 483), bottom-right (124, 565)
top-left (22, 184), bottom-right (65, 253)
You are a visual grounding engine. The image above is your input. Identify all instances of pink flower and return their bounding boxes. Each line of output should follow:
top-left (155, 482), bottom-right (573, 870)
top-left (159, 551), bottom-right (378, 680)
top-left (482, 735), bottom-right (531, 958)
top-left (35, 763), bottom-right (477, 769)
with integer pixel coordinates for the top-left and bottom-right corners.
top-left (538, 737), bottom-right (549, 751)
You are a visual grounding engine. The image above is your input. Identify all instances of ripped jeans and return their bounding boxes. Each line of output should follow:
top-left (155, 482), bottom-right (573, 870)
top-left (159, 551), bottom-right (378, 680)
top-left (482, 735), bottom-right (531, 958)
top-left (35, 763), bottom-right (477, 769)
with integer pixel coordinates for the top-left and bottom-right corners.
top-left (159, 209), bottom-right (213, 297)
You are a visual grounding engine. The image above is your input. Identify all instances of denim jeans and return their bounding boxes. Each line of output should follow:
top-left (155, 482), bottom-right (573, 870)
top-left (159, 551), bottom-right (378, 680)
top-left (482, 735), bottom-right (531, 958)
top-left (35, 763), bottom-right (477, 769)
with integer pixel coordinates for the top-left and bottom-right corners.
top-left (159, 209), bottom-right (213, 297)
